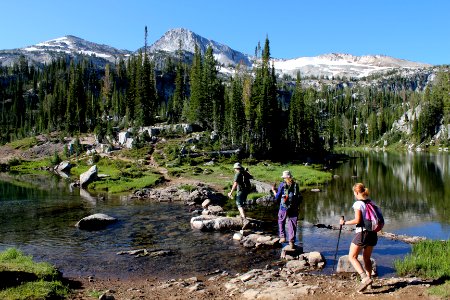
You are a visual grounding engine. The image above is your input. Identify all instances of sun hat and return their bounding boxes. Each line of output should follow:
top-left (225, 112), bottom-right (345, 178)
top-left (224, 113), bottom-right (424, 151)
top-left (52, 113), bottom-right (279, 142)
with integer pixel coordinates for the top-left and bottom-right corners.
top-left (281, 170), bottom-right (292, 178)
top-left (233, 162), bottom-right (243, 169)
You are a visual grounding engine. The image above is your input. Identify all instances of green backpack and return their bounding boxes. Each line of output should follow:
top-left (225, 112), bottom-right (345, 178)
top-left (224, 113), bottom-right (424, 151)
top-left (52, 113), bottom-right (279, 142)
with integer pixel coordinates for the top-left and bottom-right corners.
top-left (241, 169), bottom-right (253, 193)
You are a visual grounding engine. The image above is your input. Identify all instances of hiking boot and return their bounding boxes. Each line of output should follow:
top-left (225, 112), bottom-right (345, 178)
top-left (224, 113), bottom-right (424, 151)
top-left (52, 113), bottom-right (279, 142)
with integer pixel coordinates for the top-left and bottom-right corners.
top-left (279, 237), bottom-right (286, 243)
top-left (357, 276), bottom-right (373, 292)
top-left (242, 218), bottom-right (250, 230)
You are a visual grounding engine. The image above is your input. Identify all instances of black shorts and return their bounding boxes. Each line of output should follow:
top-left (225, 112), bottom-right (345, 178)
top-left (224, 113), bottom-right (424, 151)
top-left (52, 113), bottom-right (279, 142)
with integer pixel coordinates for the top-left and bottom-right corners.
top-left (352, 231), bottom-right (378, 247)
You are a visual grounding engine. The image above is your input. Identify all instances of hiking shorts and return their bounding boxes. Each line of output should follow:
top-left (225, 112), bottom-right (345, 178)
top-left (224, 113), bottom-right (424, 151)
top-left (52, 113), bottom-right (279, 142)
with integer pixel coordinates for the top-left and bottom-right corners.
top-left (352, 231), bottom-right (378, 247)
top-left (235, 192), bottom-right (247, 208)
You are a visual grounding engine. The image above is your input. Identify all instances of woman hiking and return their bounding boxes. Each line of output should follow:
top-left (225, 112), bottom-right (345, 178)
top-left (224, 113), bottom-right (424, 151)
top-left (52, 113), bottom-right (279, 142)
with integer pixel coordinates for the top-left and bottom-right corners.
top-left (340, 182), bottom-right (377, 292)
top-left (271, 170), bottom-right (301, 249)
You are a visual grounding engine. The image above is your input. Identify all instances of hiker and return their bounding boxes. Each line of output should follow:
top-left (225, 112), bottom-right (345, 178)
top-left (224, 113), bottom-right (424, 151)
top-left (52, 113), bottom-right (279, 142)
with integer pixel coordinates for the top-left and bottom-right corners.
top-left (340, 182), bottom-right (378, 292)
top-left (228, 162), bottom-right (251, 229)
top-left (271, 170), bottom-right (301, 248)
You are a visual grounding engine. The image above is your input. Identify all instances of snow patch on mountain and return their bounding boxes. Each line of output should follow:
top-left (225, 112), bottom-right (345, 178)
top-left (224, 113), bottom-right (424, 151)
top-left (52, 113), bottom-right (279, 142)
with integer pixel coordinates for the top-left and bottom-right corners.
top-left (272, 53), bottom-right (431, 79)
top-left (22, 35), bottom-right (132, 62)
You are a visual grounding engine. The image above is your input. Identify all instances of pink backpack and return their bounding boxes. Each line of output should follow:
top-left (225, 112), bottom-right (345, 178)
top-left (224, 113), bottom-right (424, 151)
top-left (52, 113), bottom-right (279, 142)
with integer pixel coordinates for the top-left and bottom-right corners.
top-left (361, 199), bottom-right (385, 232)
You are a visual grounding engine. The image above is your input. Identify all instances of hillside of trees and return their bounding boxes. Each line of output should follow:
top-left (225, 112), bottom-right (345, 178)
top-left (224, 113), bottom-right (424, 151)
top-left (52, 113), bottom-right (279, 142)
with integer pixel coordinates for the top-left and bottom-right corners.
top-left (0, 37), bottom-right (449, 160)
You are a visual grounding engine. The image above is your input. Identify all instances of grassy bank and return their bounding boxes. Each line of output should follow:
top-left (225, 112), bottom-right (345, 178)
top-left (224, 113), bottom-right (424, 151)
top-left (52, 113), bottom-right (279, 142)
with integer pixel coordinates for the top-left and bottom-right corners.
top-left (394, 240), bottom-right (450, 298)
top-left (3, 135), bottom-right (333, 194)
top-left (71, 156), bottom-right (163, 194)
top-left (0, 248), bottom-right (69, 299)
top-left (166, 160), bottom-right (332, 192)
top-left (8, 159), bottom-right (54, 175)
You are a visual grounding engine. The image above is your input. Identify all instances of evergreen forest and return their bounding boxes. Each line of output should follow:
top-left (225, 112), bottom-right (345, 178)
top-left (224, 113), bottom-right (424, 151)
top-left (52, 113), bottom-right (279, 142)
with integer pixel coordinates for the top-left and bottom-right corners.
top-left (0, 37), bottom-right (449, 160)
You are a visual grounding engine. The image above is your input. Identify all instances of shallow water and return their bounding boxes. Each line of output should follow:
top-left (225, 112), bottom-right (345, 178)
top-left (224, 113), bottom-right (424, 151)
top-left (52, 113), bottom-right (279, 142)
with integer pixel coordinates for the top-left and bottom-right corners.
top-left (0, 152), bottom-right (448, 279)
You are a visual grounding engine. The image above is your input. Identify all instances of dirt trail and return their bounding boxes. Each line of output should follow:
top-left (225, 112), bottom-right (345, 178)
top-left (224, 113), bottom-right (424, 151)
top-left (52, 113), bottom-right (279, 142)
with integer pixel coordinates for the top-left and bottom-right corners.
top-left (67, 273), bottom-right (438, 300)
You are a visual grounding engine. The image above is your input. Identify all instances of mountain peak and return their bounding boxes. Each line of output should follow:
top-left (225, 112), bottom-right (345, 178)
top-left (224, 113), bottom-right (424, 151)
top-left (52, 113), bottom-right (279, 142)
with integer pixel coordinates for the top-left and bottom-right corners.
top-left (0, 35), bottom-right (133, 67)
top-left (149, 28), bottom-right (252, 67)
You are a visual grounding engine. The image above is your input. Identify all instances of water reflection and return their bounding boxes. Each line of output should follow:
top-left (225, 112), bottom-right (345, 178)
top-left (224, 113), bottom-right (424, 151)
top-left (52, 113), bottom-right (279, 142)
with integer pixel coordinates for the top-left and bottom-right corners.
top-left (303, 151), bottom-right (450, 232)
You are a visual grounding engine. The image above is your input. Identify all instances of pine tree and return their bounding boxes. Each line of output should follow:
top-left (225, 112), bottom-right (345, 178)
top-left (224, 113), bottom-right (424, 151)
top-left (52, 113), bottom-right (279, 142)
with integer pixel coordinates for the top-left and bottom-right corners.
top-left (248, 36), bottom-right (279, 158)
top-left (288, 73), bottom-right (304, 154)
top-left (227, 75), bottom-right (246, 146)
top-left (202, 46), bottom-right (224, 132)
top-left (169, 40), bottom-right (186, 123)
top-left (187, 44), bottom-right (203, 126)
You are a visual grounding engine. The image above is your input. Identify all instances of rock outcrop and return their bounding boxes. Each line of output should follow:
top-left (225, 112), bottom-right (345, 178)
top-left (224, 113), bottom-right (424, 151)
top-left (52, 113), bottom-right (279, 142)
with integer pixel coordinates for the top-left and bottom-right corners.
top-left (80, 165), bottom-right (98, 188)
top-left (130, 183), bottom-right (226, 205)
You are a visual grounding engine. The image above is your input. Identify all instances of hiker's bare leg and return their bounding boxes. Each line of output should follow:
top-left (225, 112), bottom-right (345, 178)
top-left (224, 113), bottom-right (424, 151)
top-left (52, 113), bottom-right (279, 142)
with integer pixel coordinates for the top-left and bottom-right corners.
top-left (348, 242), bottom-right (365, 274)
top-left (238, 206), bottom-right (246, 219)
top-left (362, 246), bottom-right (374, 278)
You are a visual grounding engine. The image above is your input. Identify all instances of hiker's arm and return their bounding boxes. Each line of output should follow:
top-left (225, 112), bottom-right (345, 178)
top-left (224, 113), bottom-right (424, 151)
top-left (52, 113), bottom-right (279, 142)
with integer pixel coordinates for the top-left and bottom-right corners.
top-left (272, 184), bottom-right (283, 201)
top-left (228, 182), bottom-right (238, 198)
top-left (340, 208), bottom-right (362, 225)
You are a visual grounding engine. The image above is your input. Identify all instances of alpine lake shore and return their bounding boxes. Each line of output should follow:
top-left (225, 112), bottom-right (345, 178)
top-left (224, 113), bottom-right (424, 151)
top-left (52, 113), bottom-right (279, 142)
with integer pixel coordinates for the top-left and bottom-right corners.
top-left (0, 132), bottom-right (449, 300)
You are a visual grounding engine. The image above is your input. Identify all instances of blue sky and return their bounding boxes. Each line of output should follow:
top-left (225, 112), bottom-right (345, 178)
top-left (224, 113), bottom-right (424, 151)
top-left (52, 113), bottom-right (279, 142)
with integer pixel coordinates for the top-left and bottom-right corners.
top-left (2, 0), bottom-right (449, 65)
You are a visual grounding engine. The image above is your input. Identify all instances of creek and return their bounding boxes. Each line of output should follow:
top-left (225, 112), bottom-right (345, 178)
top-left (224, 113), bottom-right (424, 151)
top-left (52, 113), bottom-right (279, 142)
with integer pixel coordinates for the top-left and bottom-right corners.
top-left (0, 151), bottom-right (448, 279)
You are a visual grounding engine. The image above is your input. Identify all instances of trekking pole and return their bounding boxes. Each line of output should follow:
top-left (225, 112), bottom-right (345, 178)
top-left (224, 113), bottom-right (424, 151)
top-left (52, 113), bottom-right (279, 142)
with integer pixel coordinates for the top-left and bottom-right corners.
top-left (332, 216), bottom-right (344, 272)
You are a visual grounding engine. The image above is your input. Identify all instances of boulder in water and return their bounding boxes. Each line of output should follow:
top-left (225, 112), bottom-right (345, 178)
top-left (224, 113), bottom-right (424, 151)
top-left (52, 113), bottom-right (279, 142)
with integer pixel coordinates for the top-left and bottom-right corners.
top-left (75, 213), bottom-right (117, 230)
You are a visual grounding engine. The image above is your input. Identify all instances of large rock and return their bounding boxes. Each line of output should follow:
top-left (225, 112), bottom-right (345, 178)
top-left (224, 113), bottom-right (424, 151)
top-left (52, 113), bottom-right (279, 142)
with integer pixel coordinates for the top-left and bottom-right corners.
top-left (285, 259), bottom-right (309, 272)
top-left (80, 165), bottom-right (98, 188)
top-left (75, 213), bottom-right (117, 230)
top-left (56, 160), bottom-right (72, 173)
top-left (182, 124), bottom-right (193, 134)
top-left (284, 251), bottom-right (326, 271)
top-left (336, 255), bottom-right (377, 274)
top-left (201, 205), bottom-right (224, 216)
top-left (255, 195), bottom-right (274, 206)
top-left (118, 131), bottom-right (131, 145)
top-left (252, 180), bottom-right (273, 194)
top-left (190, 215), bottom-right (242, 231)
top-left (125, 138), bottom-right (134, 149)
top-left (240, 233), bottom-right (281, 249)
top-left (308, 251), bottom-right (325, 267)
top-left (391, 105), bottom-right (421, 135)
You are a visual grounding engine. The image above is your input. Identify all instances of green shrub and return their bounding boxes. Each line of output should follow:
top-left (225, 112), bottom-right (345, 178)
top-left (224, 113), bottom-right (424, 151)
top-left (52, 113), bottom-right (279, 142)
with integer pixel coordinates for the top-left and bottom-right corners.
top-left (0, 248), bottom-right (69, 299)
top-left (91, 153), bottom-right (100, 163)
top-left (179, 184), bottom-right (195, 192)
top-left (6, 137), bottom-right (38, 150)
top-left (7, 157), bottom-right (21, 167)
top-left (50, 150), bottom-right (62, 165)
top-left (0, 280), bottom-right (69, 300)
top-left (394, 240), bottom-right (450, 279)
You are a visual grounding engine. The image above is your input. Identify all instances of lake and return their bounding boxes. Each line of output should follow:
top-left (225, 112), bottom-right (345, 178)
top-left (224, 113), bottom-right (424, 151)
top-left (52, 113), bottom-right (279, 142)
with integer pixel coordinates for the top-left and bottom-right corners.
top-left (0, 151), bottom-right (448, 280)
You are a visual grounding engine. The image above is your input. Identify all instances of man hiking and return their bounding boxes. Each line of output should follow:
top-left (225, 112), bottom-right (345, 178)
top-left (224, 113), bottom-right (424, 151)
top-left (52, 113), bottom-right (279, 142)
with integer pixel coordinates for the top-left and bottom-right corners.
top-left (228, 162), bottom-right (252, 230)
